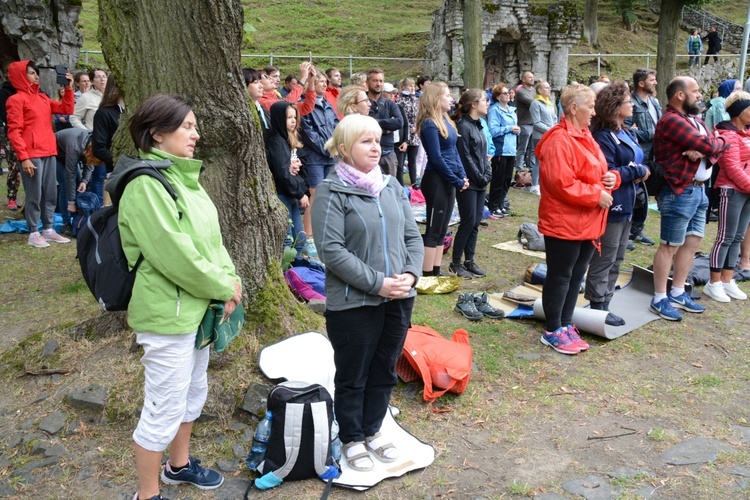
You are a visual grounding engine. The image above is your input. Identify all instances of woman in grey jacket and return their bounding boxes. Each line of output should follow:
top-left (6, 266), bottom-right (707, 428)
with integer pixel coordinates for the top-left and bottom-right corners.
top-left (311, 114), bottom-right (423, 472)
top-left (529, 80), bottom-right (557, 194)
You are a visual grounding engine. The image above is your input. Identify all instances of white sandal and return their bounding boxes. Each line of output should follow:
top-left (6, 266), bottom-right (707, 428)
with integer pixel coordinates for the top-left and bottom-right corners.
top-left (342, 441), bottom-right (374, 471)
top-left (365, 432), bottom-right (399, 463)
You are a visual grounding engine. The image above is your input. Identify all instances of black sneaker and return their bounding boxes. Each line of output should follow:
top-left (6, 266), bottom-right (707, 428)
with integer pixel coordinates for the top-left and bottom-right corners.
top-left (627, 240), bottom-right (636, 251)
top-left (473, 293), bottom-right (504, 319)
top-left (464, 261), bottom-right (486, 277)
top-left (60, 222), bottom-right (74, 237)
top-left (634, 233), bottom-right (655, 245)
top-left (455, 293), bottom-right (483, 320)
top-left (161, 457), bottom-right (223, 490)
top-left (449, 262), bottom-right (473, 279)
top-left (132, 494), bottom-right (170, 500)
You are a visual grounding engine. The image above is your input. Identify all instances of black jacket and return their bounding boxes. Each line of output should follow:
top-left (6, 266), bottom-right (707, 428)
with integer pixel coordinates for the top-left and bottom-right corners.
top-left (266, 101), bottom-right (308, 199)
top-left (92, 104), bottom-right (122, 173)
top-left (0, 80), bottom-right (16, 126)
top-left (368, 97), bottom-right (403, 152)
top-left (456, 116), bottom-right (491, 190)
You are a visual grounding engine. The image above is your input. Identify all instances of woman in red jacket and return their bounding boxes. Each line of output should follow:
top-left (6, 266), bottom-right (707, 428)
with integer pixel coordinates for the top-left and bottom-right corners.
top-left (6, 60), bottom-right (74, 248)
top-left (535, 83), bottom-right (619, 355)
top-left (703, 91), bottom-right (750, 302)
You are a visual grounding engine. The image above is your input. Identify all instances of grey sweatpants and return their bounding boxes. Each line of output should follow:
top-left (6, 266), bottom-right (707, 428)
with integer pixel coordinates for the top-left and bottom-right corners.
top-left (20, 156), bottom-right (57, 231)
top-left (585, 220), bottom-right (632, 304)
top-left (709, 187), bottom-right (750, 272)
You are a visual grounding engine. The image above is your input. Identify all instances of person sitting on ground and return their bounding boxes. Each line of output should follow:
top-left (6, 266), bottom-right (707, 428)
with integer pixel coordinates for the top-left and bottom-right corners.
top-left (535, 83), bottom-right (619, 354)
top-left (337, 85), bottom-right (371, 117)
top-left (587, 81), bottom-right (650, 326)
top-left (116, 94), bottom-right (242, 500)
top-left (451, 89), bottom-right (492, 279)
top-left (6, 60), bottom-right (74, 248)
top-left (311, 114), bottom-right (423, 473)
top-left (266, 101), bottom-right (309, 257)
top-left (703, 91), bottom-right (750, 303)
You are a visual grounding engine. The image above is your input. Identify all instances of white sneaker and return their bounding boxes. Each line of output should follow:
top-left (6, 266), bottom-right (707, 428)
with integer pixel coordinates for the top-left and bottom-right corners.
top-left (529, 185), bottom-right (540, 195)
top-left (723, 279), bottom-right (747, 300)
top-left (28, 233), bottom-right (50, 248)
top-left (703, 281), bottom-right (730, 302)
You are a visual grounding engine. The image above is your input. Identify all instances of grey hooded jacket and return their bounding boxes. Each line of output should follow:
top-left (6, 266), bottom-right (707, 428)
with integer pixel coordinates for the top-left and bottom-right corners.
top-left (311, 170), bottom-right (423, 311)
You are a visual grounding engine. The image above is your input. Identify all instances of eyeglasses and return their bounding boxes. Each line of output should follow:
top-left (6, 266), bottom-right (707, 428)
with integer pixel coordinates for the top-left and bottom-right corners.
top-left (621, 100), bottom-right (633, 105)
top-left (354, 98), bottom-right (369, 104)
top-left (261, 74), bottom-right (269, 79)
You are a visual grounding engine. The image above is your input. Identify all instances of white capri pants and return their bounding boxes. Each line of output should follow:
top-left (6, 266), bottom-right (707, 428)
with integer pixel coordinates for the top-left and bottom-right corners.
top-left (132, 331), bottom-right (210, 452)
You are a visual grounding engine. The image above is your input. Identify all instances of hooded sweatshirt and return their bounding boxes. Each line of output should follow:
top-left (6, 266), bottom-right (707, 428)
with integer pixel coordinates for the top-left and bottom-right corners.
top-left (705, 79), bottom-right (737, 132)
top-left (5, 60), bottom-right (74, 161)
top-left (265, 101), bottom-right (308, 199)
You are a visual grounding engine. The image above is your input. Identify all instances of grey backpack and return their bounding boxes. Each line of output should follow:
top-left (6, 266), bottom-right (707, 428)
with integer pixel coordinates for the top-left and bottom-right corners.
top-left (518, 223), bottom-right (545, 252)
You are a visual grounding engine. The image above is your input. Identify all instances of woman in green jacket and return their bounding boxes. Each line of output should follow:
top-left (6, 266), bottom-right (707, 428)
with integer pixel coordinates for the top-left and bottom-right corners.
top-left (117, 94), bottom-right (242, 500)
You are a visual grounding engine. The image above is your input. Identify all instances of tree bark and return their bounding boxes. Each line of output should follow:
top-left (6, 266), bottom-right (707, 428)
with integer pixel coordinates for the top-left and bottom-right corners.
top-left (656, 0), bottom-right (682, 105)
top-left (97, 0), bottom-right (317, 337)
top-left (462, 0), bottom-right (484, 89)
top-left (583, 0), bottom-right (598, 48)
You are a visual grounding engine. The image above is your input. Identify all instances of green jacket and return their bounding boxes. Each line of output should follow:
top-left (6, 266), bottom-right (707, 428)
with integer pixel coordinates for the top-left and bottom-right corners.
top-left (117, 149), bottom-right (240, 334)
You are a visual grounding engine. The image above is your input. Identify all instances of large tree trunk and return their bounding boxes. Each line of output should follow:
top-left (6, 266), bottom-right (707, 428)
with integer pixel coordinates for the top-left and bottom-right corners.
top-left (656, 0), bottom-right (682, 105)
top-left (583, 0), bottom-right (598, 48)
top-left (462, 0), bottom-right (484, 89)
top-left (97, 0), bottom-right (318, 338)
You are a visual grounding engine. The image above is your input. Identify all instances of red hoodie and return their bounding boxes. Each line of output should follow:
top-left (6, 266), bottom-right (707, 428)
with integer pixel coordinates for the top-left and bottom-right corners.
top-left (5, 60), bottom-right (74, 161)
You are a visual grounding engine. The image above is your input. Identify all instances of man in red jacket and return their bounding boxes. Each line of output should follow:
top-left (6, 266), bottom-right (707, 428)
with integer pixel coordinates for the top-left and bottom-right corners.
top-left (650, 76), bottom-right (729, 320)
top-left (5, 60), bottom-right (74, 248)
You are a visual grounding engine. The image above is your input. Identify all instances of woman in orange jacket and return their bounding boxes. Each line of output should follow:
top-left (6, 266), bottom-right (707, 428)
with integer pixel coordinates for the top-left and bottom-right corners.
top-left (535, 83), bottom-right (620, 355)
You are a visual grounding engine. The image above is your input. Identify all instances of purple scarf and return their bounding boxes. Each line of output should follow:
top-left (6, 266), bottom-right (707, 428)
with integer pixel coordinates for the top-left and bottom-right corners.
top-left (335, 161), bottom-right (386, 197)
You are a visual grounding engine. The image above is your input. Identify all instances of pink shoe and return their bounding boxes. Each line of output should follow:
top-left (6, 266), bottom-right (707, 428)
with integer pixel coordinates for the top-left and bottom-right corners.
top-left (7, 200), bottom-right (17, 210)
top-left (43, 230), bottom-right (70, 244)
top-left (28, 233), bottom-right (50, 248)
top-left (565, 325), bottom-right (589, 351)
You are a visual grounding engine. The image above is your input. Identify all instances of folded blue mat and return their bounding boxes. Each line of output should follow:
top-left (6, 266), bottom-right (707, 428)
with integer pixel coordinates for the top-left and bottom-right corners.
top-left (0, 213), bottom-right (64, 234)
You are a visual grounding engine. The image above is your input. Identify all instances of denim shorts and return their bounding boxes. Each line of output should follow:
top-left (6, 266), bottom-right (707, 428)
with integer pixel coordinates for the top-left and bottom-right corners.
top-left (306, 163), bottom-right (334, 189)
top-left (658, 184), bottom-right (708, 246)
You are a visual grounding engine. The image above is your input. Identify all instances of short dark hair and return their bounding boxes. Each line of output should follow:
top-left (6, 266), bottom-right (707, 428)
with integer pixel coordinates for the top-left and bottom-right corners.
top-left (284, 74), bottom-right (296, 84)
top-left (129, 94), bottom-right (193, 153)
top-left (27, 61), bottom-right (39, 74)
top-left (367, 68), bottom-right (384, 80)
top-left (666, 77), bottom-right (689, 101)
top-left (417, 75), bottom-right (431, 89)
top-left (325, 67), bottom-right (340, 79)
top-left (263, 66), bottom-right (279, 75)
top-left (633, 68), bottom-right (655, 88)
top-left (242, 67), bottom-right (261, 86)
top-left (74, 71), bottom-right (88, 84)
top-left (89, 67), bottom-right (106, 81)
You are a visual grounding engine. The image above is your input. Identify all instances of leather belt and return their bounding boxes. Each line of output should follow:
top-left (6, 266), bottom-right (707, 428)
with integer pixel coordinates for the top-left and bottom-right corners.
top-left (692, 180), bottom-right (705, 187)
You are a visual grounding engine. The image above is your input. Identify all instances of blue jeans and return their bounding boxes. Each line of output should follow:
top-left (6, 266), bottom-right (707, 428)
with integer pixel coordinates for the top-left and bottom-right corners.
top-left (277, 194), bottom-right (304, 254)
top-left (87, 164), bottom-right (107, 205)
top-left (658, 184), bottom-right (708, 246)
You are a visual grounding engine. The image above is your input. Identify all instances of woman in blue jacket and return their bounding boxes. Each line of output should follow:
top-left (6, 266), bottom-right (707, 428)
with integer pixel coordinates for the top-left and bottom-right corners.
top-left (587, 81), bottom-right (649, 326)
top-left (416, 82), bottom-right (468, 276)
top-left (487, 83), bottom-right (520, 217)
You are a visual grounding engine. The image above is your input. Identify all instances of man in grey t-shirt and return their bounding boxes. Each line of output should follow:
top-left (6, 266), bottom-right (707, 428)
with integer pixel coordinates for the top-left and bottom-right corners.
top-left (515, 71), bottom-right (536, 171)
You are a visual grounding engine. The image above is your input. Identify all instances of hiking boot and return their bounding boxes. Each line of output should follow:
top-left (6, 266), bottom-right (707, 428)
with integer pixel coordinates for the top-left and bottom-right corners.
top-left (161, 457), bottom-right (223, 490)
top-left (28, 233), bottom-right (50, 248)
top-left (454, 293), bottom-right (483, 321)
top-left (473, 293), bottom-right (504, 319)
top-left (649, 297), bottom-right (682, 321)
top-left (449, 262), bottom-right (473, 279)
top-left (668, 291), bottom-right (705, 313)
top-left (463, 261), bottom-right (486, 277)
top-left (540, 326), bottom-right (580, 355)
top-left (6, 200), bottom-right (17, 210)
top-left (703, 281), bottom-right (730, 303)
top-left (634, 233), bottom-right (655, 246)
top-left (43, 230), bottom-right (70, 244)
top-left (723, 279), bottom-right (747, 300)
top-left (564, 325), bottom-right (589, 351)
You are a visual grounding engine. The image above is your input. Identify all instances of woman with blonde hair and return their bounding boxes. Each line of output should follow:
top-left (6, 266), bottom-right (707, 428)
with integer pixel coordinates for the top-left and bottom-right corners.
top-left (312, 114), bottom-right (423, 472)
top-left (417, 82), bottom-right (468, 276)
top-left (336, 85), bottom-right (371, 117)
top-left (535, 83), bottom-right (619, 355)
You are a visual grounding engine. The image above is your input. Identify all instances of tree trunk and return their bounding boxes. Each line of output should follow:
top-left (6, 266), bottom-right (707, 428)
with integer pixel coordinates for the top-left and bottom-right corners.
top-left (583, 0), bottom-right (598, 48)
top-left (97, 0), bottom-right (319, 338)
top-left (656, 0), bottom-right (682, 105)
top-left (463, 0), bottom-right (484, 89)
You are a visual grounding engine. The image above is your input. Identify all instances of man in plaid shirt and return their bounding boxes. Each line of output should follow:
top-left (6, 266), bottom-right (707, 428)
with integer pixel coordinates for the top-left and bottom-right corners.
top-left (650, 76), bottom-right (729, 321)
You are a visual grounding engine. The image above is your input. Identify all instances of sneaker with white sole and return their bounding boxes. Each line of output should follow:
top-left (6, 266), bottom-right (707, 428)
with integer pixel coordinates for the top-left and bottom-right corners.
top-left (161, 457), bottom-right (223, 490)
top-left (723, 279), bottom-right (747, 300)
top-left (703, 281), bottom-right (730, 303)
top-left (28, 233), bottom-right (50, 248)
top-left (669, 291), bottom-right (706, 313)
top-left (650, 297), bottom-right (683, 321)
top-left (540, 326), bottom-right (580, 355)
top-left (42, 230), bottom-right (70, 244)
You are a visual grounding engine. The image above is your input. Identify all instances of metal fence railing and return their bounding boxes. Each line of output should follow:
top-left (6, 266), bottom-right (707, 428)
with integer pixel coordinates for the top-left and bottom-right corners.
top-left (568, 52), bottom-right (743, 76)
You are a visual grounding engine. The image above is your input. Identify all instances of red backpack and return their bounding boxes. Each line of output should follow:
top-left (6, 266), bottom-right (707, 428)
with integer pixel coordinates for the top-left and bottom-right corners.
top-left (396, 325), bottom-right (473, 408)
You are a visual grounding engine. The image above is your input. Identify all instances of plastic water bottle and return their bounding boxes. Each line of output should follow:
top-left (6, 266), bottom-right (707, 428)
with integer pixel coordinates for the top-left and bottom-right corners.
top-left (246, 411), bottom-right (273, 471)
top-left (330, 419), bottom-right (342, 462)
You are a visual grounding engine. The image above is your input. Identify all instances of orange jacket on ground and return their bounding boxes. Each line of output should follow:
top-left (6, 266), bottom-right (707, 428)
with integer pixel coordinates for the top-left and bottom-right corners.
top-left (535, 116), bottom-right (619, 242)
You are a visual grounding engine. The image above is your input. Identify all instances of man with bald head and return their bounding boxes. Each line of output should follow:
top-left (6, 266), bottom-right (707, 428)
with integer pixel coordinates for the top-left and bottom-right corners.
top-left (649, 76), bottom-right (729, 321)
top-left (514, 70), bottom-right (536, 173)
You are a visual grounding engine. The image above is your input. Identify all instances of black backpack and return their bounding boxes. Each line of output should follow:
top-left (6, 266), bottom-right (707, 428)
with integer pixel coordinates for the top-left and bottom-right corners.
top-left (250, 382), bottom-right (339, 495)
top-left (76, 158), bottom-right (177, 311)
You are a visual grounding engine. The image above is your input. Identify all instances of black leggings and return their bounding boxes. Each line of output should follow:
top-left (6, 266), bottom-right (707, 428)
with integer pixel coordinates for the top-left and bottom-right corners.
top-left (542, 236), bottom-right (595, 332)
top-left (453, 188), bottom-right (485, 264)
top-left (488, 155), bottom-right (514, 211)
top-left (396, 145), bottom-right (420, 186)
top-left (422, 169), bottom-right (456, 247)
